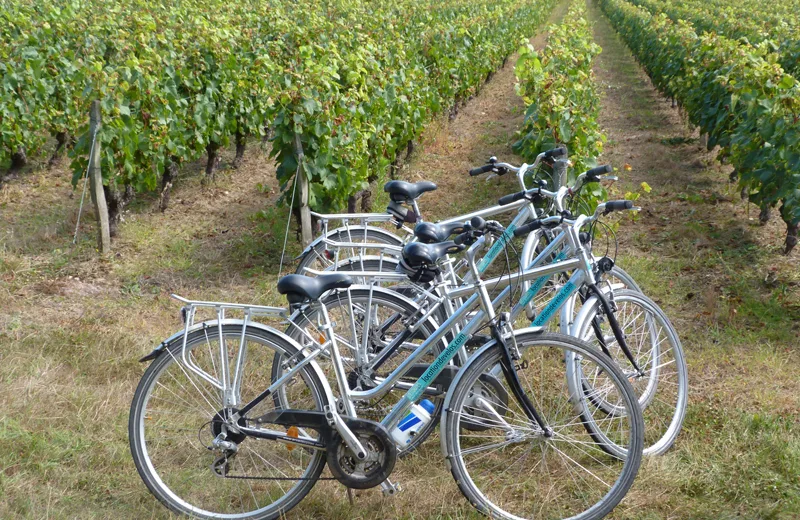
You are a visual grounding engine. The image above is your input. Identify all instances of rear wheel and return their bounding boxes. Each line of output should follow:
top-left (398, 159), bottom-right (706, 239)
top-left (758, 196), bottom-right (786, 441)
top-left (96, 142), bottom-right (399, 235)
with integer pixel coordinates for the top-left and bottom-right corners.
top-left (130, 325), bottom-right (327, 519)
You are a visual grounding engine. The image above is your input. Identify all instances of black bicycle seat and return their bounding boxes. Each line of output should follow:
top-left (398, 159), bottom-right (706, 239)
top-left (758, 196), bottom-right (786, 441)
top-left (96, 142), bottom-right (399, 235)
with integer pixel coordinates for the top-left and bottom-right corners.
top-left (414, 221), bottom-right (465, 244)
top-left (277, 273), bottom-right (353, 305)
top-left (401, 241), bottom-right (464, 268)
top-left (383, 180), bottom-right (437, 203)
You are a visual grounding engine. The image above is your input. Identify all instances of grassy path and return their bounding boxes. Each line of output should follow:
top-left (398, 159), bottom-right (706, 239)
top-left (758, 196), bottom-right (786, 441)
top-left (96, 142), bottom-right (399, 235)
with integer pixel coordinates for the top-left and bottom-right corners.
top-left (586, 1), bottom-right (800, 517)
top-left (399, 0), bottom-right (573, 222)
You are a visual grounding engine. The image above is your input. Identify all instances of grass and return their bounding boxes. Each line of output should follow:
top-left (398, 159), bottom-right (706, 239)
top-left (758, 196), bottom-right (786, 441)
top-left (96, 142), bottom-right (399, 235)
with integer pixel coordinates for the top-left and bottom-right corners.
top-left (2, 0), bottom-right (800, 517)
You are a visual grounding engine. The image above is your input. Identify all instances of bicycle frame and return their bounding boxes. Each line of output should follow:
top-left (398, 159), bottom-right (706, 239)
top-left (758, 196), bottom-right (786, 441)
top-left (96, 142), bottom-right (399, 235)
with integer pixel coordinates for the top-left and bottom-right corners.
top-left (169, 194), bottom-right (632, 464)
top-left (297, 162), bottom-right (549, 269)
top-left (166, 211), bottom-right (622, 466)
top-left (242, 242), bottom-right (584, 433)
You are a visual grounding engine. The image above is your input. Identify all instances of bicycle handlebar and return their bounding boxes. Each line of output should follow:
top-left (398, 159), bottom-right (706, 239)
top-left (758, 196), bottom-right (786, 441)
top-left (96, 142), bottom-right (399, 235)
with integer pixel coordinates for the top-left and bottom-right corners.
top-left (468, 146), bottom-right (565, 177)
top-left (512, 199), bottom-right (638, 239)
top-left (586, 164), bottom-right (613, 179)
top-left (603, 200), bottom-right (634, 213)
top-left (469, 164), bottom-right (495, 176)
top-left (544, 146), bottom-right (567, 159)
top-left (512, 219), bottom-right (543, 238)
top-left (498, 190), bottom-right (529, 206)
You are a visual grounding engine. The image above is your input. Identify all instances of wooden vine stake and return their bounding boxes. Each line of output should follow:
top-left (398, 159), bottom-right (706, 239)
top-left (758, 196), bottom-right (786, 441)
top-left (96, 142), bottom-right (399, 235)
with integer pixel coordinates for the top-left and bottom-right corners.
top-left (553, 157), bottom-right (569, 189)
top-left (89, 101), bottom-right (111, 254)
top-left (294, 133), bottom-right (312, 246)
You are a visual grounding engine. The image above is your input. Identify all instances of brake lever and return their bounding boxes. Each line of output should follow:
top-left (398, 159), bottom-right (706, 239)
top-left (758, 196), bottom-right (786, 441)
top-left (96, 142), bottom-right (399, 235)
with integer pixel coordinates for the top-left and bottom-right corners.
top-left (598, 175), bottom-right (619, 182)
top-left (485, 173), bottom-right (499, 182)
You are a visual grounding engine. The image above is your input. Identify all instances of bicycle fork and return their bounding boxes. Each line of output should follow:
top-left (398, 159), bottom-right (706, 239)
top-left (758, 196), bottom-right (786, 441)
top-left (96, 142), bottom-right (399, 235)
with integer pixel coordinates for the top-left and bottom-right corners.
top-left (586, 284), bottom-right (645, 377)
top-left (490, 320), bottom-right (552, 437)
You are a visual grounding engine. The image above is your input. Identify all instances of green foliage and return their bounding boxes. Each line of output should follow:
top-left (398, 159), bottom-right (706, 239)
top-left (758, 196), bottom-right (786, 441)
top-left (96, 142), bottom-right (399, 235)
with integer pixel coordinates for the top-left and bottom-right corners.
top-left (513, 2), bottom-right (606, 207)
top-left (0, 0), bottom-right (557, 214)
top-left (626, 0), bottom-right (800, 77)
top-left (599, 0), bottom-right (800, 242)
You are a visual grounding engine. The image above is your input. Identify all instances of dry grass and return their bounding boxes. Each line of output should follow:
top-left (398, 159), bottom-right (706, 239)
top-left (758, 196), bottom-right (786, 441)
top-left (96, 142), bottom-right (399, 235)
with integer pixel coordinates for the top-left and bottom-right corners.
top-left (2, 0), bottom-right (800, 518)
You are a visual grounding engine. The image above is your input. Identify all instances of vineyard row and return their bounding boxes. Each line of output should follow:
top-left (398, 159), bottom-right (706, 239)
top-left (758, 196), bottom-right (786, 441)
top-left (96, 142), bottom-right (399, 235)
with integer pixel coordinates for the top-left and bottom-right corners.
top-left (599, 0), bottom-right (800, 252)
top-left (1, 0), bottom-right (556, 221)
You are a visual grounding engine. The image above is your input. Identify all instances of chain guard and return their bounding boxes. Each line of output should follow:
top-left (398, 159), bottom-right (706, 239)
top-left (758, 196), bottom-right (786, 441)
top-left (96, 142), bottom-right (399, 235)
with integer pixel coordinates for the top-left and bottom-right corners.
top-left (326, 419), bottom-right (396, 489)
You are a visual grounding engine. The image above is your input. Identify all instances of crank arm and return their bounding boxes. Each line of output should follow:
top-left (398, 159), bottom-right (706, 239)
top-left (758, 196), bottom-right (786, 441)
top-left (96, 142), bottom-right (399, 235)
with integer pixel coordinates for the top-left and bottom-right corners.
top-left (328, 409), bottom-right (368, 460)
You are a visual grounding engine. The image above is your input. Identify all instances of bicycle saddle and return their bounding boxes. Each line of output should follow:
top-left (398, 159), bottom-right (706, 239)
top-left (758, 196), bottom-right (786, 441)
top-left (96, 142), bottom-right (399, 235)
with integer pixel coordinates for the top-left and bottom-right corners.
top-left (383, 180), bottom-right (437, 203)
top-left (401, 241), bottom-right (464, 268)
top-left (414, 221), bottom-right (465, 244)
top-left (277, 273), bottom-right (353, 305)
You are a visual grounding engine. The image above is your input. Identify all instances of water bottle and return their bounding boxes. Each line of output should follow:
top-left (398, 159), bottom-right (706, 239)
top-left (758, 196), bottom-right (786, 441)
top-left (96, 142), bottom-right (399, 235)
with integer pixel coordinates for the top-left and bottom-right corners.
top-left (391, 399), bottom-right (435, 446)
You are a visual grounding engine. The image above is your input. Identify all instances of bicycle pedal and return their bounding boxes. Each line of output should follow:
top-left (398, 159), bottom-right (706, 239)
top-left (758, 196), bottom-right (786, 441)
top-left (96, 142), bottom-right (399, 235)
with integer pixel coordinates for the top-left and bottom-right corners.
top-left (380, 479), bottom-right (402, 496)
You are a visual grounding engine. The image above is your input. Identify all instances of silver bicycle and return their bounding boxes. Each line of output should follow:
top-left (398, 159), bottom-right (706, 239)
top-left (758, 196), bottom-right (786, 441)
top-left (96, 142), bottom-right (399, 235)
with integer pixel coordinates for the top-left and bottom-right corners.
top-left (129, 218), bottom-right (645, 519)
top-left (299, 169), bottom-right (688, 456)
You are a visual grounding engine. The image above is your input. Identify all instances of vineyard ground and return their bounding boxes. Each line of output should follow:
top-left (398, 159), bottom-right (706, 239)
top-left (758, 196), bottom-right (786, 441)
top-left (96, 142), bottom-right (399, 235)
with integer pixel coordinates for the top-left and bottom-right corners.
top-left (1, 0), bottom-right (799, 518)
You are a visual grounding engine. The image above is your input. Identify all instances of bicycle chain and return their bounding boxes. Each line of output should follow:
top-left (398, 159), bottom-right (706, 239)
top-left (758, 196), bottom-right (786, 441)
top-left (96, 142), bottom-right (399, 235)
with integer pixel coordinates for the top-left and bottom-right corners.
top-left (222, 474), bottom-right (336, 481)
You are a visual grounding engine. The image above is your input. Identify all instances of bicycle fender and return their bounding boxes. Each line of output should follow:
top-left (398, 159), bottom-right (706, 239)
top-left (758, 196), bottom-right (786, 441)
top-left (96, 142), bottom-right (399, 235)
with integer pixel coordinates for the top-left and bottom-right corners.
top-left (295, 225), bottom-right (404, 260)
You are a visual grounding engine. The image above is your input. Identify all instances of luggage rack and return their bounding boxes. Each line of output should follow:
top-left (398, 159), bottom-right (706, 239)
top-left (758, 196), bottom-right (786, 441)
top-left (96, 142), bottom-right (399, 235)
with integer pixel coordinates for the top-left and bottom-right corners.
top-left (310, 210), bottom-right (395, 225)
top-left (170, 294), bottom-right (289, 406)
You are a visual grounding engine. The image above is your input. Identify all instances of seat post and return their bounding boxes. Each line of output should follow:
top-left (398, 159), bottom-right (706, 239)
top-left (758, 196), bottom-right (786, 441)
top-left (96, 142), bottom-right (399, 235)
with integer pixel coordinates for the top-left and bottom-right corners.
top-left (412, 200), bottom-right (423, 222)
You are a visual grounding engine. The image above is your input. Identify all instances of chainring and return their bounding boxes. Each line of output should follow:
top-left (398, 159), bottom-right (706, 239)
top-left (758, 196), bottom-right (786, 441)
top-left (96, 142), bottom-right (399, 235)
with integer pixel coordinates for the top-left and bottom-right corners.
top-left (326, 419), bottom-right (396, 489)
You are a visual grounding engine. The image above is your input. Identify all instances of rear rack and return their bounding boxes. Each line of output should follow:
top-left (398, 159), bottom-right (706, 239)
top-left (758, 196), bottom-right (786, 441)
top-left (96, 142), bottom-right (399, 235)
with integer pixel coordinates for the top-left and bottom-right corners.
top-left (170, 294), bottom-right (288, 406)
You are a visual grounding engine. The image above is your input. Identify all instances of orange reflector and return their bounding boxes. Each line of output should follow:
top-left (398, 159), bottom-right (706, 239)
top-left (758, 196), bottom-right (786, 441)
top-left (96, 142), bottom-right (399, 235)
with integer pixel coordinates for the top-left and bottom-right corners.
top-left (286, 426), bottom-right (299, 452)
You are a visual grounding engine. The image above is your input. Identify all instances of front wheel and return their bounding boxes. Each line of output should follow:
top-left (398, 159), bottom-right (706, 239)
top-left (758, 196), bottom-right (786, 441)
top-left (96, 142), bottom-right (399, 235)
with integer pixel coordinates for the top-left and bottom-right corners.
top-left (442, 331), bottom-right (644, 520)
top-left (571, 289), bottom-right (688, 456)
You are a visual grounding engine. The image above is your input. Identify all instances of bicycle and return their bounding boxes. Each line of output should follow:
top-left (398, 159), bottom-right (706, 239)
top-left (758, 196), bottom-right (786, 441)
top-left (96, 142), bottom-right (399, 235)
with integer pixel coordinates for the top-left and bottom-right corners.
top-left (294, 147), bottom-right (570, 276)
top-left (129, 217), bottom-right (645, 519)
top-left (296, 171), bottom-right (687, 456)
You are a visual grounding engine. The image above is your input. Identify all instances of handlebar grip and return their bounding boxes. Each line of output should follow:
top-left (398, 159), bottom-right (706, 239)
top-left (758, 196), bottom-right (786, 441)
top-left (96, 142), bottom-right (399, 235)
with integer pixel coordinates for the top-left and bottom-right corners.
top-left (604, 200), bottom-right (634, 213)
top-left (469, 164), bottom-right (495, 176)
top-left (513, 220), bottom-right (543, 238)
top-left (470, 216), bottom-right (486, 230)
top-left (544, 146), bottom-right (567, 159)
top-left (498, 190), bottom-right (527, 206)
top-left (586, 165), bottom-right (613, 179)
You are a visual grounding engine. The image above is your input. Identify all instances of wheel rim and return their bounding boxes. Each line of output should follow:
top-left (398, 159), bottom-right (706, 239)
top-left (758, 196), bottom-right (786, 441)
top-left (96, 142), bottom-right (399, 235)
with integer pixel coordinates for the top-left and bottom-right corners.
top-left (573, 291), bottom-right (688, 456)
